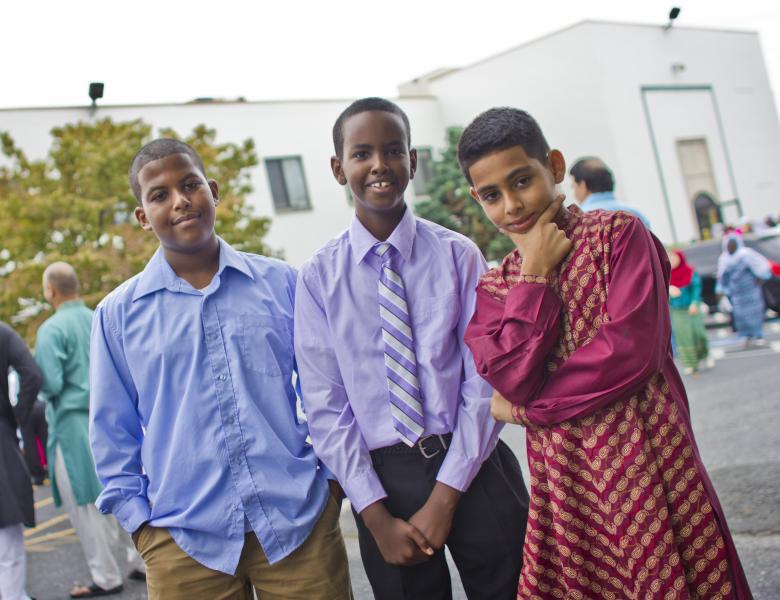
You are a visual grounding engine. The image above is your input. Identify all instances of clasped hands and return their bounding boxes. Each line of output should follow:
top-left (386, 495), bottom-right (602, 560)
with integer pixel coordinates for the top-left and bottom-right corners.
top-left (361, 482), bottom-right (461, 566)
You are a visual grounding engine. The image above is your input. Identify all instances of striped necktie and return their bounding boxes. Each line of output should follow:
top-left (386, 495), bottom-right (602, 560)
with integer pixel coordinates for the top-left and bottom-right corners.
top-left (373, 242), bottom-right (425, 447)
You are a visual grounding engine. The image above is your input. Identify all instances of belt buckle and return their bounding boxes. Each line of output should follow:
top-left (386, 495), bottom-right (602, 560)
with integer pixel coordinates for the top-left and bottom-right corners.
top-left (417, 434), bottom-right (447, 459)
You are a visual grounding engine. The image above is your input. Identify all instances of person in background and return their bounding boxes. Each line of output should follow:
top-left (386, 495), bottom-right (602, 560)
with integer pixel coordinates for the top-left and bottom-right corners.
top-left (35, 262), bottom-right (145, 598)
top-left (1, 321), bottom-right (42, 600)
top-left (569, 156), bottom-right (650, 228)
top-left (717, 233), bottom-right (773, 348)
top-left (668, 249), bottom-right (713, 375)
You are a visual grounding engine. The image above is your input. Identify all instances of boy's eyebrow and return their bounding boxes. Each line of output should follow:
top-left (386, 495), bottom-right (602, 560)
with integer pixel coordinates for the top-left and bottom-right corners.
top-left (348, 140), bottom-right (405, 150)
top-left (475, 166), bottom-right (533, 196)
top-left (504, 166), bottom-right (534, 181)
top-left (143, 171), bottom-right (201, 200)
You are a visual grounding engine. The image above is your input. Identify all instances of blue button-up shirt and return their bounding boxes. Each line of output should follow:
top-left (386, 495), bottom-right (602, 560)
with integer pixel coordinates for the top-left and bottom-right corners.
top-left (581, 191), bottom-right (651, 228)
top-left (89, 238), bottom-right (329, 574)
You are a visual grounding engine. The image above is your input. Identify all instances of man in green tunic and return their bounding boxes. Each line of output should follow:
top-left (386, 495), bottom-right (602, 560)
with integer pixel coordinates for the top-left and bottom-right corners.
top-left (35, 262), bottom-right (145, 598)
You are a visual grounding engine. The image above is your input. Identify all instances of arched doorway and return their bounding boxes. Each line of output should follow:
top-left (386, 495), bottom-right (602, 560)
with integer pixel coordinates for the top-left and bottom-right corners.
top-left (693, 192), bottom-right (722, 240)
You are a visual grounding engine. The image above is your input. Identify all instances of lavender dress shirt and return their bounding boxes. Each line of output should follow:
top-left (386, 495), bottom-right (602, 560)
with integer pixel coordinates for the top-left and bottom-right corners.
top-left (294, 207), bottom-right (500, 513)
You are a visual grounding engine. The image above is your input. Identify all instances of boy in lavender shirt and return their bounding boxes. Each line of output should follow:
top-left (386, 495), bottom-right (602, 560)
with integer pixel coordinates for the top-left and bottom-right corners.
top-left (294, 98), bottom-right (529, 600)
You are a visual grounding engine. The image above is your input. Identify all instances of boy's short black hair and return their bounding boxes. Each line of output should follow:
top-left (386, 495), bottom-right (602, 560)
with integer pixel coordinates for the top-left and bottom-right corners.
top-left (457, 107), bottom-right (550, 185)
top-left (128, 138), bottom-right (207, 203)
top-left (569, 157), bottom-right (614, 193)
top-left (332, 97), bottom-right (411, 158)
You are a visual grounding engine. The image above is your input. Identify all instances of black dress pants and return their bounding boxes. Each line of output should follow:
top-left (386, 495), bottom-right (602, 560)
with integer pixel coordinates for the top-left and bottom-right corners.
top-left (353, 438), bottom-right (529, 600)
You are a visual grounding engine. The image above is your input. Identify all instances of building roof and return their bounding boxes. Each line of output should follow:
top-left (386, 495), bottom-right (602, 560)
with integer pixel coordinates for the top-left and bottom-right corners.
top-left (399, 19), bottom-right (759, 87)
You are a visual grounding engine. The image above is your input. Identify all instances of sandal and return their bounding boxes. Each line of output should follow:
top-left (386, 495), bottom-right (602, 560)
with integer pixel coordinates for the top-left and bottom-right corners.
top-left (69, 583), bottom-right (124, 598)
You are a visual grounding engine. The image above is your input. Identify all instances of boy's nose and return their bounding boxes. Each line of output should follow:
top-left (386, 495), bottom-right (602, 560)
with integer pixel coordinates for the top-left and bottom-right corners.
top-left (505, 193), bottom-right (523, 214)
top-left (370, 157), bottom-right (389, 174)
top-left (173, 190), bottom-right (192, 208)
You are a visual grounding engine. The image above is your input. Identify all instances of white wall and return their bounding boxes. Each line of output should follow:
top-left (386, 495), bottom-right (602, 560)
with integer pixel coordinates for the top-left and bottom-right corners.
top-left (0, 97), bottom-right (444, 266)
top-left (418, 22), bottom-right (780, 244)
top-left (3, 21), bottom-right (779, 260)
top-left (422, 23), bottom-right (621, 196)
top-left (592, 23), bottom-right (780, 243)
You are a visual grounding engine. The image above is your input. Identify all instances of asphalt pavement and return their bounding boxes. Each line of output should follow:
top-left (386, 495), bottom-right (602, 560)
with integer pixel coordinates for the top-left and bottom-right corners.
top-left (24, 322), bottom-right (780, 599)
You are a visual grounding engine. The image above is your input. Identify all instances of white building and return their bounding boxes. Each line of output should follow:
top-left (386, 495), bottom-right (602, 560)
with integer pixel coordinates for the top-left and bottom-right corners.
top-left (2, 20), bottom-right (779, 265)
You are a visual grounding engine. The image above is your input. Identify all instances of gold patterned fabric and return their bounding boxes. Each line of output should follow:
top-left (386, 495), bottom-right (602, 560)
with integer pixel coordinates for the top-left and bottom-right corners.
top-left (467, 207), bottom-right (750, 599)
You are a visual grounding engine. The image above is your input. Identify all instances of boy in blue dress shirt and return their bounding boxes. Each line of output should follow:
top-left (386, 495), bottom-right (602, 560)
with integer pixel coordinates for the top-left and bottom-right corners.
top-left (89, 139), bottom-right (352, 600)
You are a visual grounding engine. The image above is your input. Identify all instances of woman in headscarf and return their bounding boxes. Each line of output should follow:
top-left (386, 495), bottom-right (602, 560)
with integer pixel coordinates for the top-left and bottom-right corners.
top-left (716, 233), bottom-right (772, 346)
top-left (668, 249), bottom-right (712, 374)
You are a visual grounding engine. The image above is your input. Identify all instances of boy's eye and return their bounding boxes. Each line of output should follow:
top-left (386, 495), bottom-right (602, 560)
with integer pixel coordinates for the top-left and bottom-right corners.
top-left (151, 191), bottom-right (167, 202)
top-left (184, 180), bottom-right (201, 192)
top-left (481, 192), bottom-right (500, 203)
top-left (388, 148), bottom-right (404, 156)
top-left (514, 176), bottom-right (531, 188)
top-left (352, 151), bottom-right (369, 159)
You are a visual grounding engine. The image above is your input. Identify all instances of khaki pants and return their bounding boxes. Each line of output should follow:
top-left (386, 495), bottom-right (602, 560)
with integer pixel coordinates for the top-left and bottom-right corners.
top-left (135, 496), bottom-right (352, 600)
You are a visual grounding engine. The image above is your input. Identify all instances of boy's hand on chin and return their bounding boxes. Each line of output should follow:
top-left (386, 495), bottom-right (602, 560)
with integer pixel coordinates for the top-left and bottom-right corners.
top-left (507, 194), bottom-right (572, 277)
top-left (409, 482), bottom-right (462, 549)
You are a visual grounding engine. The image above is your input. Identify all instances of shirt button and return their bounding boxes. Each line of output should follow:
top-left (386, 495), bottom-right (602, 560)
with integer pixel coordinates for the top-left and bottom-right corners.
top-left (219, 374), bottom-right (227, 381)
top-left (226, 415), bottom-right (235, 424)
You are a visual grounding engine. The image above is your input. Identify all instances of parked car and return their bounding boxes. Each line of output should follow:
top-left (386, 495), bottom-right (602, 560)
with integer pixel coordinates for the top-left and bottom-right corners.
top-left (679, 229), bottom-right (780, 314)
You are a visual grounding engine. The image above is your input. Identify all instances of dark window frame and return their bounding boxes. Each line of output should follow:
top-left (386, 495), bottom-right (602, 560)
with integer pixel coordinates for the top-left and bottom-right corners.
top-left (264, 156), bottom-right (312, 213)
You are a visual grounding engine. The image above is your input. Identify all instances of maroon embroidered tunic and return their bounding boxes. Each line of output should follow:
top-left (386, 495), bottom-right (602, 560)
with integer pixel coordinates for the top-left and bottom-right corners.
top-left (465, 206), bottom-right (751, 599)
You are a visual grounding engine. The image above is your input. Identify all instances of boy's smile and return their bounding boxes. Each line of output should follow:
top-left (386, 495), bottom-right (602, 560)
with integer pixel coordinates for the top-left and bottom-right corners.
top-left (134, 153), bottom-right (219, 255)
top-left (331, 110), bottom-right (417, 219)
top-left (468, 145), bottom-right (565, 234)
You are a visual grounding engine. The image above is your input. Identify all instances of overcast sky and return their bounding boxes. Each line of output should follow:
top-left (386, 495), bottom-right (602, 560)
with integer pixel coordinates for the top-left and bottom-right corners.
top-left (2, 0), bottom-right (780, 117)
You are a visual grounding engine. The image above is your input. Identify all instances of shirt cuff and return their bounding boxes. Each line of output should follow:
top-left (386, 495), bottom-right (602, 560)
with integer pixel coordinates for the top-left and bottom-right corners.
top-left (436, 448), bottom-right (486, 493)
top-left (343, 468), bottom-right (388, 514)
top-left (515, 274), bottom-right (557, 286)
top-left (106, 495), bottom-right (152, 534)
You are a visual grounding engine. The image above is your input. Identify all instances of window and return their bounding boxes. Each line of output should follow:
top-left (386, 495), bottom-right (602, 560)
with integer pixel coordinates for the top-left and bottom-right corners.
top-left (676, 138), bottom-right (721, 239)
top-left (265, 157), bottom-right (311, 211)
top-left (413, 147), bottom-right (434, 196)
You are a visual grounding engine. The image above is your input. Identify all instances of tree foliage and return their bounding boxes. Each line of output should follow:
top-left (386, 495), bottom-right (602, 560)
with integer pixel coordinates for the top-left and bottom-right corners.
top-left (0, 118), bottom-right (277, 344)
top-left (414, 126), bottom-right (514, 263)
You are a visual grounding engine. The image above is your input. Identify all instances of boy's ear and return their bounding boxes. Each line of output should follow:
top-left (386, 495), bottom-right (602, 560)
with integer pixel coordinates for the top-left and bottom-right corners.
top-left (134, 206), bottom-right (153, 231)
top-left (209, 179), bottom-right (219, 205)
top-left (330, 156), bottom-right (347, 185)
top-left (409, 148), bottom-right (418, 180)
top-left (469, 187), bottom-right (480, 203)
top-left (549, 149), bottom-right (566, 184)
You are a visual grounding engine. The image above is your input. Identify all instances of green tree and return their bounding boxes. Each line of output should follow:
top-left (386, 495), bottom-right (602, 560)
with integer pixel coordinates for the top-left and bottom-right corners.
top-left (0, 118), bottom-right (277, 344)
top-left (414, 126), bottom-right (514, 262)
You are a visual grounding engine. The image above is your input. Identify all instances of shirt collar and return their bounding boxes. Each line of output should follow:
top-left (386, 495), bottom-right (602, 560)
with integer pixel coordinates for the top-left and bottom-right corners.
top-left (582, 191), bottom-right (616, 209)
top-left (56, 299), bottom-right (85, 312)
top-left (349, 205), bottom-right (417, 265)
top-left (132, 236), bottom-right (254, 302)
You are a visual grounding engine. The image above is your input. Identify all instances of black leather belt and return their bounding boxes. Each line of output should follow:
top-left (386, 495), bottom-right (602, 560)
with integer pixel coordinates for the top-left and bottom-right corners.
top-left (372, 433), bottom-right (453, 459)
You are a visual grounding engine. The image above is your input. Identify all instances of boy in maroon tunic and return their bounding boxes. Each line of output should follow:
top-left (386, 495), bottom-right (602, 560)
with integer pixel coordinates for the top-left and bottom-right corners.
top-left (459, 107), bottom-right (751, 599)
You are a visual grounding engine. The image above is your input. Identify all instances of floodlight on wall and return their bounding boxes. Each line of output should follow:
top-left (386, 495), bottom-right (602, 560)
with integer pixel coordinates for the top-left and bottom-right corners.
top-left (89, 82), bottom-right (104, 109)
top-left (665, 7), bottom-right (681, 31)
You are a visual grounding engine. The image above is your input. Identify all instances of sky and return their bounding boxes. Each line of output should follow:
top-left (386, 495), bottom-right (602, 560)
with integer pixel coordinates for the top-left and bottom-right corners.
top-left (2, 0), bottom-right (780, 117)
